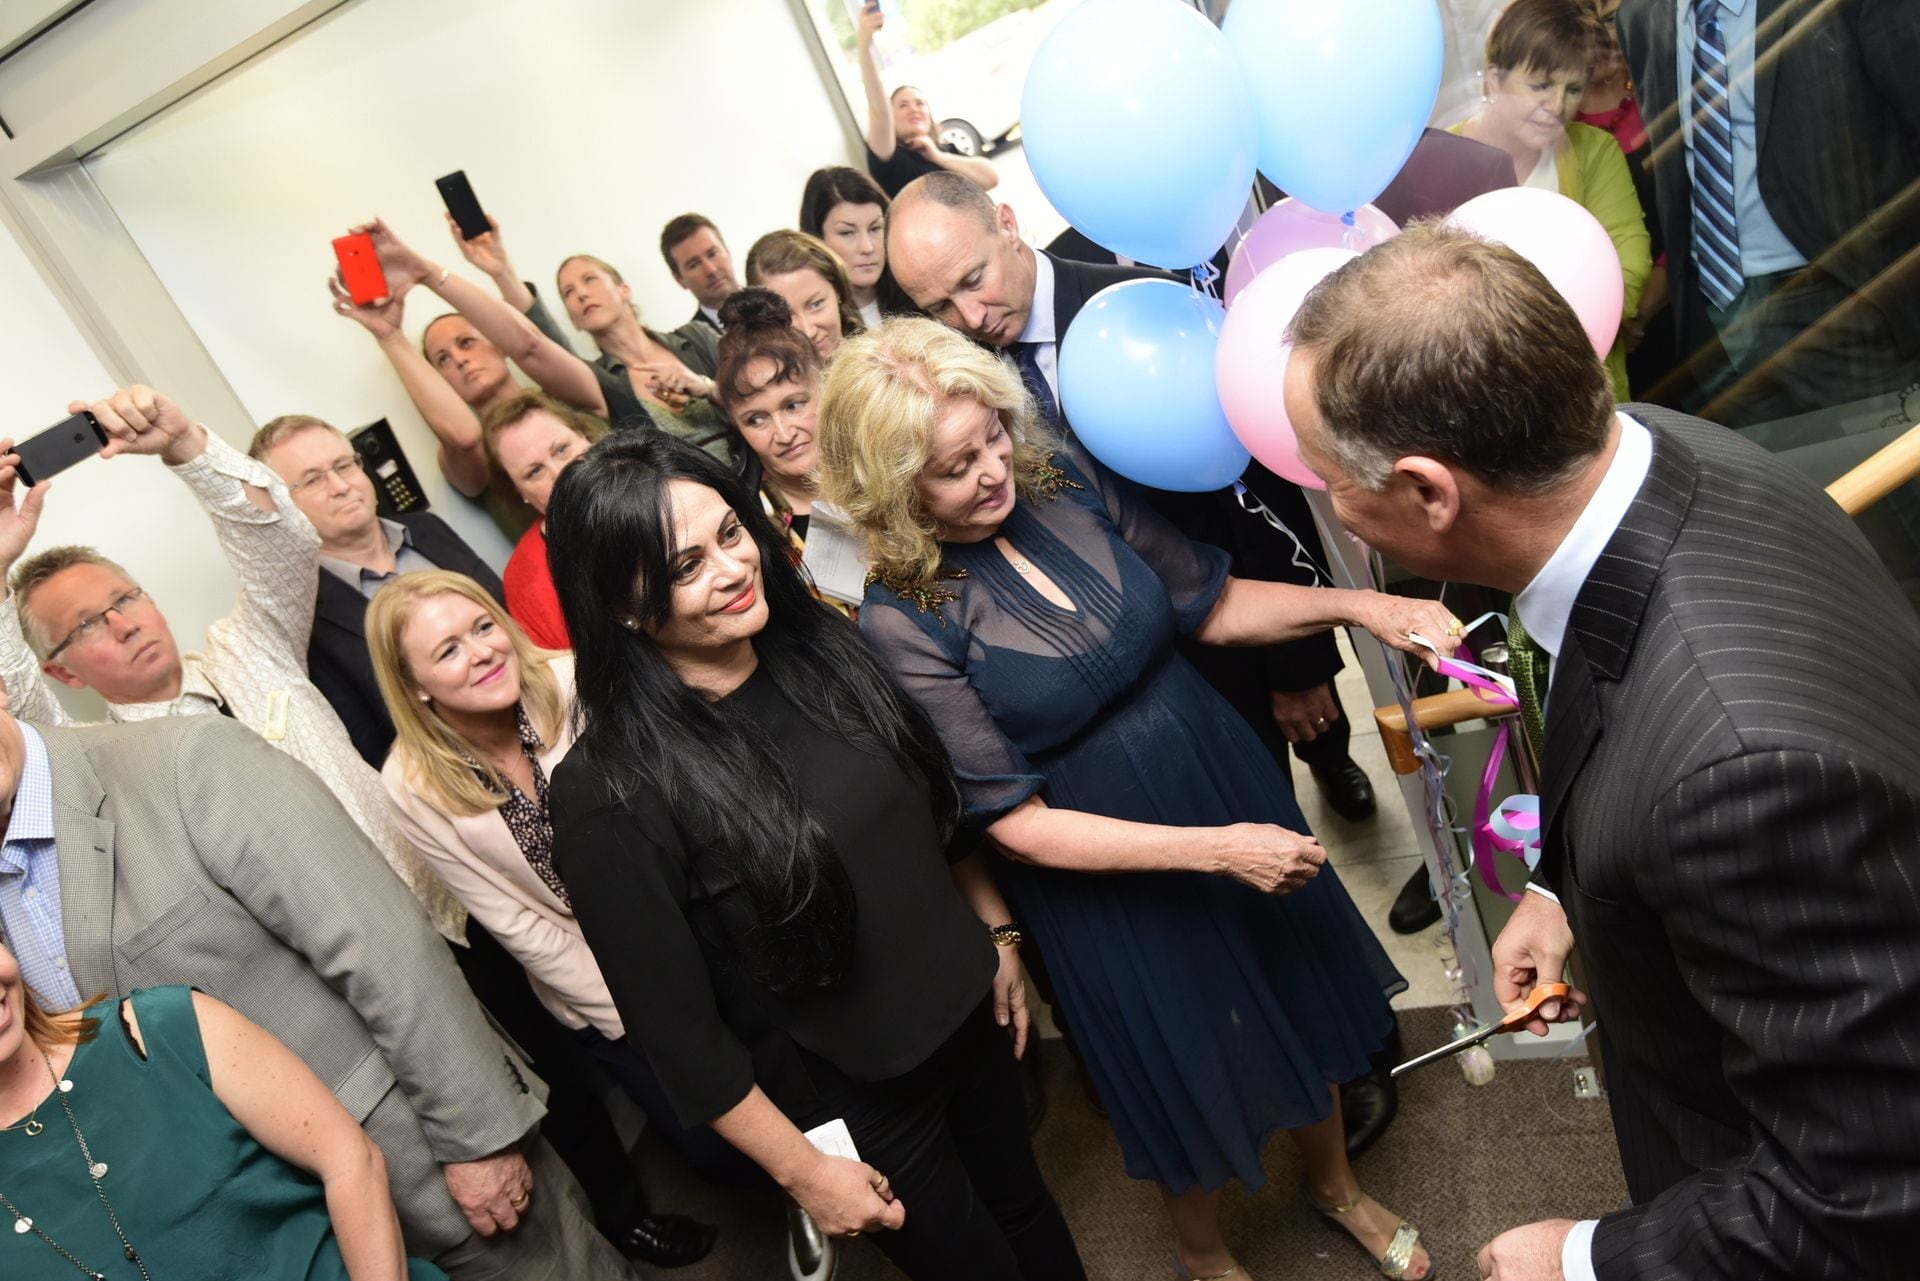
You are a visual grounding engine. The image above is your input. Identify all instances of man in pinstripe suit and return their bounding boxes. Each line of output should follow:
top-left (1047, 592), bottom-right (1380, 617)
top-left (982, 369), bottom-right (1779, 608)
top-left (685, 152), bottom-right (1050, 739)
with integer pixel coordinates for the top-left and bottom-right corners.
top-left (1284, 225), bottom-right (1920, 1280)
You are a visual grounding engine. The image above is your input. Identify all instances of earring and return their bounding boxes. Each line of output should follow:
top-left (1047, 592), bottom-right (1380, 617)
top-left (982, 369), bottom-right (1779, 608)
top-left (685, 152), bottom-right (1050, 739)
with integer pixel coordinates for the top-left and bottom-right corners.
top-left (620, 618), bottom-right (641, 632)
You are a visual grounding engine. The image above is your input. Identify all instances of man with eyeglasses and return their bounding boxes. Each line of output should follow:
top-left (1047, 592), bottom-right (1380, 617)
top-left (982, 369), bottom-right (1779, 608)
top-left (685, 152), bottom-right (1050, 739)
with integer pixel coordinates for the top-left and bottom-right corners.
top-left (0, 384), bottom-right (466, 941)
top-left (245, 414), bottom-right (501, 769)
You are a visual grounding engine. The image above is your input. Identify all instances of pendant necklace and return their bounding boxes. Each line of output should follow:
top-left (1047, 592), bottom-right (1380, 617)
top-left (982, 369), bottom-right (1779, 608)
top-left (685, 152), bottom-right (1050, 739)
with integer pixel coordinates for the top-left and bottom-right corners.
top-left (0, 1051), bottom-right (151, 1280)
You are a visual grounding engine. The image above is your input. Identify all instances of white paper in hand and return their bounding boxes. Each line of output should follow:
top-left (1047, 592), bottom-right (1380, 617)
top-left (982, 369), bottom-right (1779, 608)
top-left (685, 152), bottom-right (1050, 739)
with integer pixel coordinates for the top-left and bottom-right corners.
top-left (801, 502), bottom-right (869, 606)
top-left (802, 1117), bottom-right (861, 1162)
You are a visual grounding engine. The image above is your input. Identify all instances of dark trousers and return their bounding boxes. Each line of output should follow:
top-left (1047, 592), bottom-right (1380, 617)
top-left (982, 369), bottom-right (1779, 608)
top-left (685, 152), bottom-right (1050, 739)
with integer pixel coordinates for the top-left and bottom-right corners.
top-left (799, 1001), bottom-right (1086, 1281)
top-left (450, 924), bottom-right (644, 1230)
top-left (574, 1025), bottom-right (762, 1188)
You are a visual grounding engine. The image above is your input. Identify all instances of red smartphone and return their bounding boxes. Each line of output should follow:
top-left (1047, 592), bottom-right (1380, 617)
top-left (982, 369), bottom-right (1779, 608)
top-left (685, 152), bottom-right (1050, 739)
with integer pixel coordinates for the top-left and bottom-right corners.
top-left (332, 232), bottom-right (389, 306)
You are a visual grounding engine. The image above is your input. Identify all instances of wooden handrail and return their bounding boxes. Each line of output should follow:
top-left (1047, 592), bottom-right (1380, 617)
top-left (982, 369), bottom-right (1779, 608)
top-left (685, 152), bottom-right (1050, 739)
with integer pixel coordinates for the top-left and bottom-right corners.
top-left (1373, 689), bottom-right (1512, 774)
top-left (1827, 420), bottom-right (1920, 517)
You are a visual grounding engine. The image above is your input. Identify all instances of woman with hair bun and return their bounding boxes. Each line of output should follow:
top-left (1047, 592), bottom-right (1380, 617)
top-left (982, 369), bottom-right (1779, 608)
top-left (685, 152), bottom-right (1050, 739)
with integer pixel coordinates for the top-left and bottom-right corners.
top-left (710, 287), bottom-right (864, 617)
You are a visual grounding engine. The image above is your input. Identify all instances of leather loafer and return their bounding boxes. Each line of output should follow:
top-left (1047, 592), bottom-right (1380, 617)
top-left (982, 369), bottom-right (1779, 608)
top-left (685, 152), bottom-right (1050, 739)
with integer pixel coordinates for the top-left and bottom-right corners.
top-left (611, 1213), bottom-right (718, 1268)
top-left (1388, 864), bottom-right (1442, 935)
top-left (787, 1203), bottom-right (837, 1281)
top-left (1344, 1024), bottom-right (1404, 1157)
top-left (1312, 759), bottom-right (1377, 822)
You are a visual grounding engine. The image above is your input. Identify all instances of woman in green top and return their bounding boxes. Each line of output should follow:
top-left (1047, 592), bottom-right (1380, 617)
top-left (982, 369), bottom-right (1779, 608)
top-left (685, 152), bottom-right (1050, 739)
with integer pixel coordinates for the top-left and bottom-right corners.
top-left (1452, 0), bottom-right (1653, 399)
top-left (0, 945), bottom-right (438, 1281)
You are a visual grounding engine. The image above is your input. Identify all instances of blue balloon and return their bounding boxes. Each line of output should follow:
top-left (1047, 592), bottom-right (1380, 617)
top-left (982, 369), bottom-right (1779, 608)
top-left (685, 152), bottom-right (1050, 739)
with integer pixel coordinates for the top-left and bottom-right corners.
top-left (1223, 0), bottom-right (1444, 216)
top-left (1058, 280), bottom-right (1250, 493)
top-left (1021, 0), bottom-right (1258, 271)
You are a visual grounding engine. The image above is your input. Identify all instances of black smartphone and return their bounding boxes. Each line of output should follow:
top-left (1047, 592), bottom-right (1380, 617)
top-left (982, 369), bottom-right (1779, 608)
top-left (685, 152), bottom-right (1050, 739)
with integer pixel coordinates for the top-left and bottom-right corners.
top-left (13, 411), bottom-right (108, 487)
top-left (436, 170), bottom-right (490, 241)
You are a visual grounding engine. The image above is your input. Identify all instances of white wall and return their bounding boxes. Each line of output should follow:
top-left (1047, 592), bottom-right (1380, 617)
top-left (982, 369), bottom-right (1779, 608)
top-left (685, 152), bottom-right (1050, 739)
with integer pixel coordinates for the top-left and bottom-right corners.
top-left (82, 0), bottom-right (858, 565)
top-left (0, 216), bottom-right (231, 717)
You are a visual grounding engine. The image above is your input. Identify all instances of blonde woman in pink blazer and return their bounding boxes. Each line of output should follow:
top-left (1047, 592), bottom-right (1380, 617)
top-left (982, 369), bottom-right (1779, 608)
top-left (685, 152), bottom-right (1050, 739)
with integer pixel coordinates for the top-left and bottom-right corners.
top-left (366, 571), bottom-right (754, 1199)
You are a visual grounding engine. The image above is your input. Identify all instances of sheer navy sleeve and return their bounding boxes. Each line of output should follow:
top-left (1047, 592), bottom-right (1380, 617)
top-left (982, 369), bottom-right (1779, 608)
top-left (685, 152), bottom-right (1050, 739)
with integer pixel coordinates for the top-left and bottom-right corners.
top-left (1061, 442), bottom-right (1230, 633)
top-left (861, 601), bottom-right (1048, 825)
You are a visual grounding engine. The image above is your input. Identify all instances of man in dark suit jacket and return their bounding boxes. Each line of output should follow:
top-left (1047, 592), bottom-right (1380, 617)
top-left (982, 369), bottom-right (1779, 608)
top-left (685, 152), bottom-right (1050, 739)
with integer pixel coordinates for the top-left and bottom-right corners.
top-left (1286, 223), bottom-right (1920, 1280)
top-left (248, 416), bottom-right (504, 768)
top-left (1616, 0), bottom-right (1919, 423)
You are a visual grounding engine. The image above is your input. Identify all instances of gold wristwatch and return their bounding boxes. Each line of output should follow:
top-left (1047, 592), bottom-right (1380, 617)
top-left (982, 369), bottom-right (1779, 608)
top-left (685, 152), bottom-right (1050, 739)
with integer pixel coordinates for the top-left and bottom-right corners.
top-left (988, 923), bottom-right (1024, 948)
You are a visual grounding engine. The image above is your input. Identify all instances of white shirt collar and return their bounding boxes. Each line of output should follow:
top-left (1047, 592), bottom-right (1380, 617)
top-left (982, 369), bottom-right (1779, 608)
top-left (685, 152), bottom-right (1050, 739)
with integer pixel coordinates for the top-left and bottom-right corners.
top-left (1016, 247), bottom-right (1055, 347)
top-left (1513, 412), bottom-right (1654, 661)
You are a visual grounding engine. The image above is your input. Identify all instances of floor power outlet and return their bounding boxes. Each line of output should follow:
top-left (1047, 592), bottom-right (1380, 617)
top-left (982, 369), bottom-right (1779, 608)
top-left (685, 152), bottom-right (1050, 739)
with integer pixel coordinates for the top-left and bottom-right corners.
top-left (1573, 1067), bottom-right (1603, 1099)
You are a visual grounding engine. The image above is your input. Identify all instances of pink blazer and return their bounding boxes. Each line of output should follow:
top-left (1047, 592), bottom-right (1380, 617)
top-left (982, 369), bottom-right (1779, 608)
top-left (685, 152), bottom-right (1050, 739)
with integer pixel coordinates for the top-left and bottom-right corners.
top-left (382, 655), bottom-right (623, 1039)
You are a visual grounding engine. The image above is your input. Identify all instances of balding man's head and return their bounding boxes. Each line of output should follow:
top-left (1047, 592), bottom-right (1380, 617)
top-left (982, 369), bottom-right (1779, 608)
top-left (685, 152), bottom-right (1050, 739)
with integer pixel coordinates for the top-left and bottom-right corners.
top-left (886, 174), bottom-right (1036, 348)
top-left (1287, 223), bottom-right (1614, 495)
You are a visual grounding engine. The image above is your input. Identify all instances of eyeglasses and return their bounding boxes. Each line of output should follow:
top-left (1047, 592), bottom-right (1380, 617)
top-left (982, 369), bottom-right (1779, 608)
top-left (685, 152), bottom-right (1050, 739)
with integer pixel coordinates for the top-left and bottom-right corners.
top-left (47, 587), bottom-right (148, 660)
top-left (291, 456), bottom-right (365, 493)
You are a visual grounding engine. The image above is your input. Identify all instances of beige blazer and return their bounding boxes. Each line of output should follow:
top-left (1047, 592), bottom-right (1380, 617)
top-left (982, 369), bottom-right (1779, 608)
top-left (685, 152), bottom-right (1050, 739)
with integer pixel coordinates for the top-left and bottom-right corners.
top-left (382, 655), bottom-right (624, 1040)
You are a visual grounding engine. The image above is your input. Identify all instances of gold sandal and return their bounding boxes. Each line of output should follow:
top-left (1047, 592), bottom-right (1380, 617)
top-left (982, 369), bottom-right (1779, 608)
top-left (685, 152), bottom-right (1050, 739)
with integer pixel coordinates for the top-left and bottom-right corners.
top-left (1308, 1194), bottom-right (1431, 1280)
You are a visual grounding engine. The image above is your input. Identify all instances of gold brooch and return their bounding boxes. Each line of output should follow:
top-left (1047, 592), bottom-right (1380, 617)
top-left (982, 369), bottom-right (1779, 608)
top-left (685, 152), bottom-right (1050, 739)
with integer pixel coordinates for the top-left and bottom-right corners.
top-left (1033, 462), bottom-right (1084, 499)
top-left (866, 566), bottom-right (969, 618)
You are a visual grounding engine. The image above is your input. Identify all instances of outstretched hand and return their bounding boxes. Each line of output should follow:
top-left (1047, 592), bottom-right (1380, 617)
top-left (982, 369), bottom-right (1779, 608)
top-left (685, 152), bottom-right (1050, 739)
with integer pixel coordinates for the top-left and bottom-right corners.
top-left (329, 273), bottom-right (406, 339)
top-left (1357, 593), bottom-right (1463, 669)
top-left (351, 217), bottom-right (432, 295)
top-left (87, 386), bottom-right (203, 465)
top-left (0, 441), bottom-right (51, 582)
top-left (448, 211), bottom-right (512, 279)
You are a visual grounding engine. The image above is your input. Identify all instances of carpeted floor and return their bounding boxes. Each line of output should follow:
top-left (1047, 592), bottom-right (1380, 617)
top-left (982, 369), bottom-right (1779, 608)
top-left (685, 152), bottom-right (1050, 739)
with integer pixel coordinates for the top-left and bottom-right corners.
top-left (631, 1004), bottom-right (1625, 1280)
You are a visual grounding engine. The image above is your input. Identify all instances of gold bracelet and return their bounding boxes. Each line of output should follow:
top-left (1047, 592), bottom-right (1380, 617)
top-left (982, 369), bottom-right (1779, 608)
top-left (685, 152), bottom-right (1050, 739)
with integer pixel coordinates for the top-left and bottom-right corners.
top-left (988, 923), bottom-right (1023, 948)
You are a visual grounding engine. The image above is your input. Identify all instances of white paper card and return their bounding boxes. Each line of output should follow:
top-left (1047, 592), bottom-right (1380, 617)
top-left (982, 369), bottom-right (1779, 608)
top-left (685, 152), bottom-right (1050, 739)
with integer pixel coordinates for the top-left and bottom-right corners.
top-left (802, 1116), bottom-right (861, 1162)
top-left (801, 503), bottom-right (869, 606)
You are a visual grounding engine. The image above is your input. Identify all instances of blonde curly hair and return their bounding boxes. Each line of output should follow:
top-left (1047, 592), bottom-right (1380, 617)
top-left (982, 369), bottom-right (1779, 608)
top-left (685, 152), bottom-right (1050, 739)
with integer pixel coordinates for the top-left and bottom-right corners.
top-left (816, 316), bottom-right (1060, 587)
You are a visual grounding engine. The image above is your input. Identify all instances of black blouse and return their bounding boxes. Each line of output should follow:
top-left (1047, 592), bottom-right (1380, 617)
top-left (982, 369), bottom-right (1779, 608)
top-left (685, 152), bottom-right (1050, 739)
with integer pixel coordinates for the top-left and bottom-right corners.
top-left (864, 140), bottom-right (962, 200)
top-left (550, 663), bottom-right (994, 1127)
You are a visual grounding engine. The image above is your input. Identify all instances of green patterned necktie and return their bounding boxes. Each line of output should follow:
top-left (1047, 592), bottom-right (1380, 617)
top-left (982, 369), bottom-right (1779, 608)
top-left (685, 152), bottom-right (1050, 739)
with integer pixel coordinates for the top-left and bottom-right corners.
top-left (1506, 609), bottom-right (1552, 762)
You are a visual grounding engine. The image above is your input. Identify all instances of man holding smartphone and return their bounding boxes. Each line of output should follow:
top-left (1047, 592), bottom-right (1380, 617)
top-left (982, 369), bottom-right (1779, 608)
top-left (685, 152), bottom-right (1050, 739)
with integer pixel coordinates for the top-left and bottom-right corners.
top-left (0, 385), bottom-right (643, 1280)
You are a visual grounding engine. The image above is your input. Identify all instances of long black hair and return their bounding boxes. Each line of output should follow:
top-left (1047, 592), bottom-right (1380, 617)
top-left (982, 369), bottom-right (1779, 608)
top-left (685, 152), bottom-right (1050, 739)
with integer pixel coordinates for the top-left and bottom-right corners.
top-left (797, 165), bottom-right (920, 319)
top-left (547, 430), bottom-right (960, 992)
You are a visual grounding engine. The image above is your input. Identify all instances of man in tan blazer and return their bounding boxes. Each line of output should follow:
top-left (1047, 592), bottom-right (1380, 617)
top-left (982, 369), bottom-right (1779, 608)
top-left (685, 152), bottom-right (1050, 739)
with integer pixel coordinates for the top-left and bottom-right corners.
top-left (0, 706), bottom-right (638, 1280)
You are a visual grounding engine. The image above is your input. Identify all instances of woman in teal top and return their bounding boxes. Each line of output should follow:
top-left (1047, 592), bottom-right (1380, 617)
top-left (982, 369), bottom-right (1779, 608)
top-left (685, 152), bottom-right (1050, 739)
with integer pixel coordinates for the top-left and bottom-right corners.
top-left (0, 945), bottom-right (438, 1281)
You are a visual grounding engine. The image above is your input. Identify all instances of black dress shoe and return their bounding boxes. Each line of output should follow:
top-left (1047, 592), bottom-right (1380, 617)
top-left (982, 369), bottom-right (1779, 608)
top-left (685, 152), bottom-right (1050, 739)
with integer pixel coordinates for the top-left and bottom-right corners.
top-left (1343, 1023), bottom-right (1404, 1158)
top-left (610, 1214), bottom-right (719, 1269)
top-left (1388, 863), bottom-right (1441, 935)
top-left (1312, 759), bottom-right (1377, 822)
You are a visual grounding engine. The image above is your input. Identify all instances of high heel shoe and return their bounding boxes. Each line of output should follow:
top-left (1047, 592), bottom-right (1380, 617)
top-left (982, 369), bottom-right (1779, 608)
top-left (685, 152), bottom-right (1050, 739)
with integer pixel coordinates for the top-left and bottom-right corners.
top-left (1171, 1251), bottom-right (1238, 1279)
top-left (1307, 1194), bottom-right (1432, 1280)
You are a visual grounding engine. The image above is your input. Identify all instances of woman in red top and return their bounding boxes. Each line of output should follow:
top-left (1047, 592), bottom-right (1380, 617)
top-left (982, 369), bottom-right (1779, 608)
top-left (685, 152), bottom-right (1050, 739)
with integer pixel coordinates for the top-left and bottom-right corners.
top-left (481, 393), bottom-right (605, 649)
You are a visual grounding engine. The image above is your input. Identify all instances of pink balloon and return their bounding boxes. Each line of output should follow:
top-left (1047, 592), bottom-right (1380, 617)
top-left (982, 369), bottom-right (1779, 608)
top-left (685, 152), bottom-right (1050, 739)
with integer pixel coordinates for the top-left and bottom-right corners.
top-left (1444, 187), bottom-right (1625, 358)
top-left (1215, 247), bottom-right (1359, 491)
top-left (1224, 199), bottom-right (1398, 304)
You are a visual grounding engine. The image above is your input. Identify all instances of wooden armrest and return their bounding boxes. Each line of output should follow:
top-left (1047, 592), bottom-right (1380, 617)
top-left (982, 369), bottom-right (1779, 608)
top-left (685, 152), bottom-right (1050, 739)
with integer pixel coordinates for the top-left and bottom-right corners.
top-left (1827, 421), bottom-right (1920, 517)
top-left (1373, 690), bottom-right (1515, 775)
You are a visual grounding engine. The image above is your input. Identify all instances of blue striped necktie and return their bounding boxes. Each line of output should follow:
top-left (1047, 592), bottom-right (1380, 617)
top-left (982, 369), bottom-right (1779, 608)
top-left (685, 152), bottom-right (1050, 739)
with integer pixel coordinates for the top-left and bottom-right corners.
top-left (1689, 0), bottom-right (1743, 309)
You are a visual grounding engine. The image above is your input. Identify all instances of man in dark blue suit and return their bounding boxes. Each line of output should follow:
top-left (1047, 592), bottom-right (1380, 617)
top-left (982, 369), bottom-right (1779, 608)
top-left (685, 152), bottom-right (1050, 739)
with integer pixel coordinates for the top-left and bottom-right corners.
top-left (1616, 0), bottom-right (1918, 424)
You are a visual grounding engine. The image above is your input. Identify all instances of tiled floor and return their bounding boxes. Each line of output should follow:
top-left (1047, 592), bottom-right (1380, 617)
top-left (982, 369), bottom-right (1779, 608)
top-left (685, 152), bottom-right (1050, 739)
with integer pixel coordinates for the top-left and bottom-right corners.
top-left (1286, 636), bottom-right (1456, 1010)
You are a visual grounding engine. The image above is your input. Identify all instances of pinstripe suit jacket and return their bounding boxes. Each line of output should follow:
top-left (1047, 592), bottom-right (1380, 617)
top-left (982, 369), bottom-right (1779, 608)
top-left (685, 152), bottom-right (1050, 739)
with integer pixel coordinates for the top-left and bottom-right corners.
top-left (1534, 406), bottom-right (1920, 1279)
top-left (34, 714), bottom-right (548, 1254)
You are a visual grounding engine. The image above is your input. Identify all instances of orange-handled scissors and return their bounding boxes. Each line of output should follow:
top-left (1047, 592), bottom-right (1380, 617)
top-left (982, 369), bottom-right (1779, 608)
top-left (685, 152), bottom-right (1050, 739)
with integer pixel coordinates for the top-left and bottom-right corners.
top-left (1390, 982), bottom-right (1573, 1078)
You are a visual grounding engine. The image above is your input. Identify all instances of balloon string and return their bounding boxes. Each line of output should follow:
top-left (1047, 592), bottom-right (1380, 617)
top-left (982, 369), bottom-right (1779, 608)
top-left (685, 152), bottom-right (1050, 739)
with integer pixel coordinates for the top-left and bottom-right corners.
top-left (1340, 209), bottom-right (1357, 250)
top-left (1229, 482), bottom-right (1333, 585)
top-left (1190, 260), bottom-right (1222, 304)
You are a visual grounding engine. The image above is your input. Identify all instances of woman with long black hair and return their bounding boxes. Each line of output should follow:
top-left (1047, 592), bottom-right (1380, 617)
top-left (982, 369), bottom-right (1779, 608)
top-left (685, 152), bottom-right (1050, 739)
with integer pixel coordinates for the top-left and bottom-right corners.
top-left (543, 432), bottom-right (1085, 1281)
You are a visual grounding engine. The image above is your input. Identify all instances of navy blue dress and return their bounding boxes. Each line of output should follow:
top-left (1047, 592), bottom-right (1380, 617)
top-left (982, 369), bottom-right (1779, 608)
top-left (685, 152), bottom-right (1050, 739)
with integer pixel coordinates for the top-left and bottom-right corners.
top-left (861, 446), bottom-right (1403, 1194)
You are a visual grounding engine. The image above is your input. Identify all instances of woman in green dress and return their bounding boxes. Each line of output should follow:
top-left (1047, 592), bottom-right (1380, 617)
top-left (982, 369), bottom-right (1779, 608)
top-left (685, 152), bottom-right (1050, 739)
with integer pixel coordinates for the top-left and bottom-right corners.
top-left (0, 944), bottom-right (440, 1280)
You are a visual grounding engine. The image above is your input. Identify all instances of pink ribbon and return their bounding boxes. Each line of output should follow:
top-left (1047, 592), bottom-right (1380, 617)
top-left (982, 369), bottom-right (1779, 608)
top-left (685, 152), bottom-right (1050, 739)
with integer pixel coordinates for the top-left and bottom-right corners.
top-left (1471, 724), bottom-right (1544, 902)
top-left (1410, 630), bottom-right (1540, 901)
